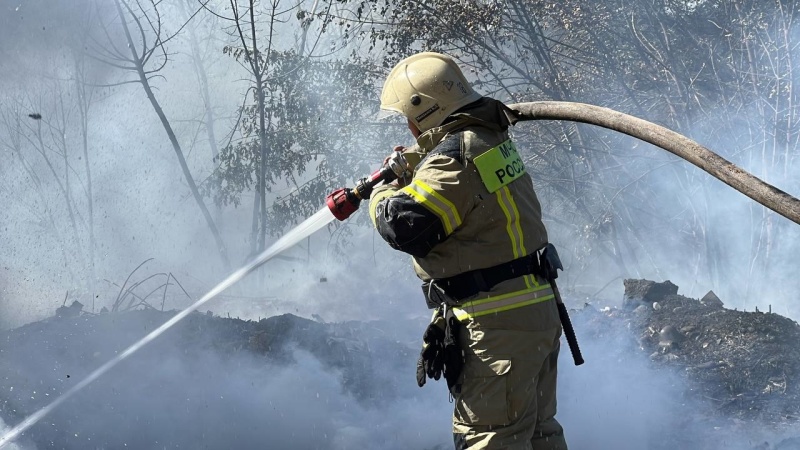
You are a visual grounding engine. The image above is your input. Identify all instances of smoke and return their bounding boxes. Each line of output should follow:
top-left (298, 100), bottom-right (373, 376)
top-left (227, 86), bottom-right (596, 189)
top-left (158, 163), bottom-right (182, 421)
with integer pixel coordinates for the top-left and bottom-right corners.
top-left (4, 286), bottom-right (795, 450)
top-left (2, 0), bottom-right (800, 449)
top-left (558, 307), bottom-right (800, 450)
top-left (0, 308), bottom-right (451, 450)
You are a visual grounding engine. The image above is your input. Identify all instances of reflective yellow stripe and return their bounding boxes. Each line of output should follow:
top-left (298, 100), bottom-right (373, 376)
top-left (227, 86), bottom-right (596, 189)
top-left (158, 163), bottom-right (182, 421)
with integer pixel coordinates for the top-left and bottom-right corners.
top-left (460, 283), bottom-right (552, 307)
top-left (495, 188), bottom-right (520, 258)
top-left (495, 187), bottom-right (537, 288)
top-left (401, 180), bottom-right (461, 234)
top-left (415, 180), bottom-right (462, 228)
top-left (506, 189), bottom-right (539, 287)
top-left (452, 285), bottom-right (555, 321)
top-left (402, 185), bottom-right (453, 233)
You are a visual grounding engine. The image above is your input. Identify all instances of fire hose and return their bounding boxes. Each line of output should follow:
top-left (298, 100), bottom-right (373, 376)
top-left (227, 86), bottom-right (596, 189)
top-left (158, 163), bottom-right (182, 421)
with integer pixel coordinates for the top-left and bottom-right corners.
top-left (325, 101), bottom-right (800, 367)
top-left (329, 102), bottom-right (800, 225)
top-left (507, 101), bottom-right (800, 226)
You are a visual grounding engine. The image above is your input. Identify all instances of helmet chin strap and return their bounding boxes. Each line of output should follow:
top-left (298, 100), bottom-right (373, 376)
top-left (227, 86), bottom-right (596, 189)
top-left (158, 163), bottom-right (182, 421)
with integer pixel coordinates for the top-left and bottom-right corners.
top-left (407, 119), bottom-right (421, 138)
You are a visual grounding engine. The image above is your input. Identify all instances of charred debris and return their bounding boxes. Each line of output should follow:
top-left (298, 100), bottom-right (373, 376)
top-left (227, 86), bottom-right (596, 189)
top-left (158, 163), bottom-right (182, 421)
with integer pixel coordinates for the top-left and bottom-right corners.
top-left (1, 279), bottom-right (799, 448)
top-left (576, 279), bottom-right (800, 426)
top-left (0, 308), bottom-right (414, 448)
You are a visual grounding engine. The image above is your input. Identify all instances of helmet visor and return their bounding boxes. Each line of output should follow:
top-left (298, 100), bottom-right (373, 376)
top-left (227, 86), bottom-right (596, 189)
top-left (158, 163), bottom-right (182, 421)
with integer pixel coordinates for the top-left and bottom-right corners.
top-left (376, 107), bottom-right (403, 121)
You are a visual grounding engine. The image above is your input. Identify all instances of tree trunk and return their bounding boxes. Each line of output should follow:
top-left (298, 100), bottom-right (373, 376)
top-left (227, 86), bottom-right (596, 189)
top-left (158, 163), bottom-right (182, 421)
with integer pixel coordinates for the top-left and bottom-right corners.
top-left (75, 57), bottom-right (97, 302)
top-left (4, 110), bottom-right (78, 284)
top-left (182, 0), bottom-right (223, 231)
top-left (32, 119), bottom-right (87, 278)
top-left (115, 0), bottom-right (231, 270)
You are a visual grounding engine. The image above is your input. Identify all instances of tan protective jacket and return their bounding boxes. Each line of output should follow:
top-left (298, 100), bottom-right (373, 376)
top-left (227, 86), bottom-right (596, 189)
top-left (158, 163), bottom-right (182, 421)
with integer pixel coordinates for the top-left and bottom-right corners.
top-left (369, 98), bottom-right (555, 321)
top-left (371, 98), bottom-right (568, 448)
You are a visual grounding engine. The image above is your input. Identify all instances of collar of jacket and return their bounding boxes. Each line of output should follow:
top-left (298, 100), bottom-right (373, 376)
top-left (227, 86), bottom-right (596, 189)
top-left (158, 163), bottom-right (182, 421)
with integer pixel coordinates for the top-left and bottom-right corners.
top-left (415, 97), bottom-right (520, 153)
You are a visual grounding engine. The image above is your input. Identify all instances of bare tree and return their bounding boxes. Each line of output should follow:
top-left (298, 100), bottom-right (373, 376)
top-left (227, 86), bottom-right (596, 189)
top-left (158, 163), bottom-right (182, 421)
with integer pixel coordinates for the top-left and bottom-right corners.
top-left (0, 100), bottom-right (80, 285)
top-left (72, 49), bottom-right (99, 293)
top-left (89, 0), bottom-right (231, 270)
top-left (177, 0), bottom-right (225, 228)
top-left (225, 0), bottom-right (280, 254)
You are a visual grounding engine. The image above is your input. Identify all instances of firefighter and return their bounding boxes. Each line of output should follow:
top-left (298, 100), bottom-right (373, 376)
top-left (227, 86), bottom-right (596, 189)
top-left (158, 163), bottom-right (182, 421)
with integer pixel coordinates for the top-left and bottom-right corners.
top-left (368, 52), bottom-right (568, 450)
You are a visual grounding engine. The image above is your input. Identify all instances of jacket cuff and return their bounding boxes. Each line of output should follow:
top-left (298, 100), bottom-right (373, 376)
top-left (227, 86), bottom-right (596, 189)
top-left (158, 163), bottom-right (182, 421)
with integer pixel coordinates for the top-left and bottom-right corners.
top-left (369, 184), bottom-right (399, 227)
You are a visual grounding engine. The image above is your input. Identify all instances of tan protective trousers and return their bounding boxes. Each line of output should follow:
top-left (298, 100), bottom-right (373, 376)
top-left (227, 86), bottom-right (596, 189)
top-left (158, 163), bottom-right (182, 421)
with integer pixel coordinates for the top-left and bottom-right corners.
top-left (452, 298), bottom-right (568, 450)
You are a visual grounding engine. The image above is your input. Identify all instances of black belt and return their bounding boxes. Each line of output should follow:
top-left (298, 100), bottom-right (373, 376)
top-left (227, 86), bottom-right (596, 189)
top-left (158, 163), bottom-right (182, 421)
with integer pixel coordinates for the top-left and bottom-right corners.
top-left (424, 252), bottom-right (543, 305)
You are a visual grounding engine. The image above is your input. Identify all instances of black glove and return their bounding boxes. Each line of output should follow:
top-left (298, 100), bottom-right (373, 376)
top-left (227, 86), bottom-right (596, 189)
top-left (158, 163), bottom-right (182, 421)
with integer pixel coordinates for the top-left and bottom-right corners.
top-left (416, 316), bottom-right (445, 387)
top-left (442, 313), bottom-right (463, 394)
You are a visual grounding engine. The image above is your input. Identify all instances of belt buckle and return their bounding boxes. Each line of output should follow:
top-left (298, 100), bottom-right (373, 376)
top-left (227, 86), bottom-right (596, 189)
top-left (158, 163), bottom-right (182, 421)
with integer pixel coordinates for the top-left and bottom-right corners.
top-left (423, 281), bottom-right (454, 309)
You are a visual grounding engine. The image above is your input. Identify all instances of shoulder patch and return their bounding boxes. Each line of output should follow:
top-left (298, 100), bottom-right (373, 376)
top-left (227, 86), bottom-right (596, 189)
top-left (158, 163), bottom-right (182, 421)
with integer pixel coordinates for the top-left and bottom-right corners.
top-left (420, 133), bottom-right (463, 166)
top-left (472, 139), bottom-right (525, 193)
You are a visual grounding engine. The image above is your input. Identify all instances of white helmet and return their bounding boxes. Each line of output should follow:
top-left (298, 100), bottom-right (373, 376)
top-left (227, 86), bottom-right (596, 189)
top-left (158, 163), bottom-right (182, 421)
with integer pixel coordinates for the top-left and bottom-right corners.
top-left (380, 52), bottom-right (482, 133)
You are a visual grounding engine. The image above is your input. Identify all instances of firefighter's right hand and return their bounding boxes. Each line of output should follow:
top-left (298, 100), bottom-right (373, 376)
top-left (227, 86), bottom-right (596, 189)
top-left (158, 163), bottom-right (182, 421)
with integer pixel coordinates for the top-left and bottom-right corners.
top-left (416, 316), bottom-right (446, 387)
top-left (383, 146), bottom-right (413, 187)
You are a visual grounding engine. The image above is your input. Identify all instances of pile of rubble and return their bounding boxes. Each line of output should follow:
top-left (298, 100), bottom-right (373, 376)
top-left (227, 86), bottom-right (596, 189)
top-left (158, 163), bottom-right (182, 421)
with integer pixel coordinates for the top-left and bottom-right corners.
top-left (578, 279), bottom-right (800, 425)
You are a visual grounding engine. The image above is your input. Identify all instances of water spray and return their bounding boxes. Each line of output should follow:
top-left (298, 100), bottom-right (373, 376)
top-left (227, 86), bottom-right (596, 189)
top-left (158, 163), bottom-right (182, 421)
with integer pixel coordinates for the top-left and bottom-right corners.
top-left (0, 153), bottom-right (408, 448)
top-left (0, 208), bottom-right (335, 448)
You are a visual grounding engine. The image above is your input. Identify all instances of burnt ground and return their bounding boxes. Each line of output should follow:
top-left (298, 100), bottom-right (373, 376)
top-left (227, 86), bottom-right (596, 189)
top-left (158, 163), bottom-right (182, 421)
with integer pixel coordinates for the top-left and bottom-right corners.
top-left (1, 280), bottom-right (800, 449)
top-left (0, 310), bottom-right (420, 449)
top-left (572, 279), bottom-right (800, 449)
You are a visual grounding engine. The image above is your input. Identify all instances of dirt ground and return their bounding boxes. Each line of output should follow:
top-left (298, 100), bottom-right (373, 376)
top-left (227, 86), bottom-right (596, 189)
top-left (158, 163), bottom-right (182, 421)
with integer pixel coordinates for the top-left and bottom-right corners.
top-left (2, 280), bottom-right (800, 449)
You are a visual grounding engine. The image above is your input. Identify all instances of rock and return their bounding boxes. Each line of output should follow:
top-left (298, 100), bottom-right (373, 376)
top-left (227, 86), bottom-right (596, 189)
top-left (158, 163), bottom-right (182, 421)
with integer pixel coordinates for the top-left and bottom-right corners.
top-left (701, 290), bottom-right (724, 308)
top-left (658, 325), bottom-right (684, 353)
top-left (55, 300), bottom-right (83, 318)
top-left (622, 279), bottom-right (679, 310)
top-left (653, 302), bottom-right (662, 310)
top-left (659, 325), bottom-right (683, 345)
top-left (607, 278), bottom-right (800, 426)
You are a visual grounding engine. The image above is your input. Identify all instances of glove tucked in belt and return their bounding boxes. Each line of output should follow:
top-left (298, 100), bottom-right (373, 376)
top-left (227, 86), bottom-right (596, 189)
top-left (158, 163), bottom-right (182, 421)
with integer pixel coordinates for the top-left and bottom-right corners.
top-left (416, 307), bottom-right (463, 395)
top-left (417, 314), bottom-right (445, 385)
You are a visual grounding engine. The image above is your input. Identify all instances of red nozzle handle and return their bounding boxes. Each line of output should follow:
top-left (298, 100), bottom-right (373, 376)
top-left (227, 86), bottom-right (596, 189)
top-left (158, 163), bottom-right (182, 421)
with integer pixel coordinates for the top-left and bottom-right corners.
top-left (364, 166), bottom-right (397, 188)
top-left (325, 166), bottom-right (399, 221)
top-left (326, 188), bottom-right (359, 221)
